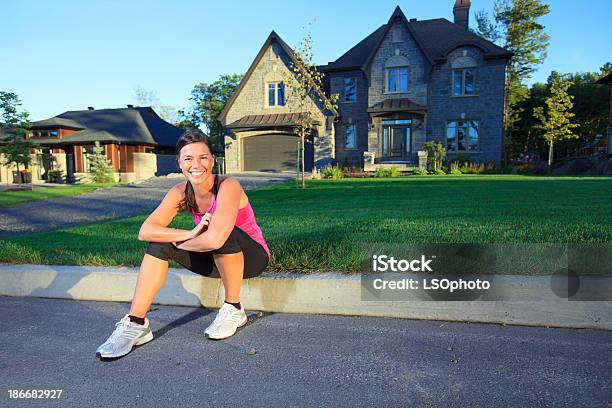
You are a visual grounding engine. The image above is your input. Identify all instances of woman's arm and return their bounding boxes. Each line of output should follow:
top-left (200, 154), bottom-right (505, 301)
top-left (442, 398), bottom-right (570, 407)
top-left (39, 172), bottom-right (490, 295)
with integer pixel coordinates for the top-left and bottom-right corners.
top-left (138, 182), bottom-right (204, 243)
top-left (175, 178), bottom-right (242, 252)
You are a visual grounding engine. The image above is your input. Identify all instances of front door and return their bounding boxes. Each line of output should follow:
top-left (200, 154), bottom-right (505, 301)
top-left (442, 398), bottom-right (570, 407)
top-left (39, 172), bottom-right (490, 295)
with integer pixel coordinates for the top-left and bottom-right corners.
top-left (381, 119), bottom-right (411, 160)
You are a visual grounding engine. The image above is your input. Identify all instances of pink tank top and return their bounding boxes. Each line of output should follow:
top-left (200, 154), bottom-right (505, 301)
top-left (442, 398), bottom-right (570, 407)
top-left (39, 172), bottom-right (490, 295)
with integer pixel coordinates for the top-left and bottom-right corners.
top-left (191, 175), bottom-right (271, 258)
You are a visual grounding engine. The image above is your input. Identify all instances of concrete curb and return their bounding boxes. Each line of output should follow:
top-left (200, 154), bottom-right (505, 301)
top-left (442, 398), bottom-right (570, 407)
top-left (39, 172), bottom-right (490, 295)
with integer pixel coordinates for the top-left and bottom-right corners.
top-left (1, 264), bottom-right (611, 330)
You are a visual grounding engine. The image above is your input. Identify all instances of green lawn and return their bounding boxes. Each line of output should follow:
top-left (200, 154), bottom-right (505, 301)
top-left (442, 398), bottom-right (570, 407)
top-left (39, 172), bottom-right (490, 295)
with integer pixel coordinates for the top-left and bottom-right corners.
top-left (0, 183), bottom-right (115, 208)
top-left (1, 175), bottom-right (610, 273)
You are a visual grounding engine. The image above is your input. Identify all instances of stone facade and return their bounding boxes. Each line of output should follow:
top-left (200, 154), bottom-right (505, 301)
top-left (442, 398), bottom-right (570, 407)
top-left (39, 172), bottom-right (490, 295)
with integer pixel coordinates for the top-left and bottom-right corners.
top-left (333, 25), bottom-right (506, 168)
top-left (329, 70), bottom-right (370, 166)
top-left (223, 38), bottom-right (334, 173)
top-left (223, 9), bottom-right (508, 172)
top-left (427, 46), bottom-right (506, 165)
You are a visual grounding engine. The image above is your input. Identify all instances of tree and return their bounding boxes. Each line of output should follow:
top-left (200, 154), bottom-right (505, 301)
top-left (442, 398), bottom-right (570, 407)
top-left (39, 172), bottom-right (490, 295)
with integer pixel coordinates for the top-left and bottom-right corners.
top-left (283, 28), bottom-right (338, 188)
top-left (476, 0), bottom-right (550, 162)
top-left (133, 86), bottom-right (181, 124)
top-left (534, 72), bottom-right (579, 166)
top-left (187, 74), bottom-right (243, 153)
top-left (87, 141), bottom-right (115, 183)
top-left (0, 92), bottom-right (39, 184)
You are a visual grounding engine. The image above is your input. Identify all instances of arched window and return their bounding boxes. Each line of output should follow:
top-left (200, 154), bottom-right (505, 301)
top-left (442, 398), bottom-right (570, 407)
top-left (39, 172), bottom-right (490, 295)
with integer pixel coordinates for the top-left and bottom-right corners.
top-left (451, 55), bottom-right (477, 96)
top-left (384, 55), bottom-right (410, 93)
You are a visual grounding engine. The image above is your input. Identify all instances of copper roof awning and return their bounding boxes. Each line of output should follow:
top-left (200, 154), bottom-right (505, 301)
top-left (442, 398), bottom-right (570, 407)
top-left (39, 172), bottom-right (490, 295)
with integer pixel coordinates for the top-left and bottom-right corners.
top-left (367, 98), bottom-right (427, 116)
top-left (228, 113), bottom-right (320, 129)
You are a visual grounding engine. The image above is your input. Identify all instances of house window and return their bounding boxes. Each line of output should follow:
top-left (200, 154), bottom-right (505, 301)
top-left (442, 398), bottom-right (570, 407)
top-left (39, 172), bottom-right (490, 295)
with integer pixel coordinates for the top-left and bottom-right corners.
top-left (386, 67), bottom-right (408, 92)
top-left (82, 145), bottom-right (95, 172)
top-left (345, 124), bottom-right (357, 149)
top-left (446, 121), bottom-right (479, 151)
top-left (344, 78), bottom-right (356, 102)
top-left (452, 68), bottom-right (476, 96)
top-left (267, 82), bottom-right (285, 106)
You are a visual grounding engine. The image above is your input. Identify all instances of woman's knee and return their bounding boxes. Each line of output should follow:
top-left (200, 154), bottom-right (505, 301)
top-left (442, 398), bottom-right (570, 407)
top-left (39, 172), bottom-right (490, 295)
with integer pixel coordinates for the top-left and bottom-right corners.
top-left (145, 242), bottom-right (173, 261)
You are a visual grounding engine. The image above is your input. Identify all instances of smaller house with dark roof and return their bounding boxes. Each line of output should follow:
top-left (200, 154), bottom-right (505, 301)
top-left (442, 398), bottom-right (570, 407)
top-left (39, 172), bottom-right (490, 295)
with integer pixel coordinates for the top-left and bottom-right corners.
top-left (220, 1), bottom-right (511, 172)
top-left (5, 105), bottom-right (183, 183)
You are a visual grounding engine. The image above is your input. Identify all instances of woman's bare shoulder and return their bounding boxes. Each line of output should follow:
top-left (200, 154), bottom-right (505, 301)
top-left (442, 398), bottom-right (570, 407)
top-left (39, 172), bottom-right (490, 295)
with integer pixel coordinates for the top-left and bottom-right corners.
top-left (162, 181), bottom-right (187, 203)
top-left (218, 176), bottom-right (242, 191)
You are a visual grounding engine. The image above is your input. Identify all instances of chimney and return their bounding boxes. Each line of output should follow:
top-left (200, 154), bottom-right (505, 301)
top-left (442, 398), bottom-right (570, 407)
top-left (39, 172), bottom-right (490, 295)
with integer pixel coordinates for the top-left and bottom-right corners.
top-left (453, 0), bottom-right (470, 29)
top-left (87, 106), bottom-right (94, 110)
top-left (127, 104), bottom-right (134, 108)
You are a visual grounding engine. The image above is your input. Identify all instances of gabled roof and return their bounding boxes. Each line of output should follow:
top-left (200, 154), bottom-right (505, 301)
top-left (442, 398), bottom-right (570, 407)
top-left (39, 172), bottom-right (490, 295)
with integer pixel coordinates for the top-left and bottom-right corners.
top-left (31, 107), bottom-right (183, 147)
top-left (325, 6), bottom-right (511, 72)
top-left (218, 31), bottom-right (338, 125)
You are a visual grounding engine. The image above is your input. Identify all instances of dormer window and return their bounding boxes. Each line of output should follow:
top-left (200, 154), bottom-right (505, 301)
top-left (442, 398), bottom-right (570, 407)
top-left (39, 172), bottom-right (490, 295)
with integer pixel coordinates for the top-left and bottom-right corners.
top-left (386, 67), bottom-right (409, 93)
top-left (267, 82), bottom-right (285, 107)
top-left (453, 68), bottom-right (476, 96)
top-left (451, 55), bottom-right (478, 96)
top-left (384, 55), bottom-right (410, 93)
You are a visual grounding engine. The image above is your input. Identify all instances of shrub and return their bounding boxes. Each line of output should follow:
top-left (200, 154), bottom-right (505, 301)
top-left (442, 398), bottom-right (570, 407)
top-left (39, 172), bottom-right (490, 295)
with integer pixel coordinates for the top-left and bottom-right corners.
top-left (412, 168), bottom-right (428, 176)
top-left (388, 166), bottom-right (402, 177)
top-left (342, 165), bottom-right (369, 178)
top-left (516, 163), bottom-right (535, 175)
top-left (450, 168), bottom-right (462, 175)
top-left (450, 161), bottom-right (462, 174)
top-left (375, 167), bottom-right (391, 178)
top-left (433, 169), bottom-right (447, 175)
top-left (424, 141), bottom-right (446, 172)
top-left (322, 165), bottom-right (343, 179)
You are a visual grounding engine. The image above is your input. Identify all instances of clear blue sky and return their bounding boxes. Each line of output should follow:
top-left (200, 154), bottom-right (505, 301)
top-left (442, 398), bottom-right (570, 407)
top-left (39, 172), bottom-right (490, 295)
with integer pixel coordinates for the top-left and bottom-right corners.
top-left (2, 0), bottom-right (610, 120)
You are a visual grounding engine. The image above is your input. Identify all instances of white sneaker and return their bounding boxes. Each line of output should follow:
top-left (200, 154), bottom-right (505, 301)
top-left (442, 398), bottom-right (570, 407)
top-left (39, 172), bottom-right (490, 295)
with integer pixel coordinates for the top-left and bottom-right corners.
top-left (95, 314), bottom-right (153, 358)
top-left (204, 303), bottom-right (248, 340)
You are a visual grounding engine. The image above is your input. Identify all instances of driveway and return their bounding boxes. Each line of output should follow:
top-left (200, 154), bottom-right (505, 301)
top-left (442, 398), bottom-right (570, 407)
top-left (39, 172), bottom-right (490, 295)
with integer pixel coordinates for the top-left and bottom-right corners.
top-left (0, 172), bottom-right (294, 237)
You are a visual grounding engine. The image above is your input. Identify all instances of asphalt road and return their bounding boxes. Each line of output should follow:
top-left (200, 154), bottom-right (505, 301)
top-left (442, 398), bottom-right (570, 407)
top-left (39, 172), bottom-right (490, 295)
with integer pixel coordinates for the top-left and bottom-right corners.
top-left (0, 172), bottom-right (294, 236)
top-left (0, 297), bottom-right (610, 407)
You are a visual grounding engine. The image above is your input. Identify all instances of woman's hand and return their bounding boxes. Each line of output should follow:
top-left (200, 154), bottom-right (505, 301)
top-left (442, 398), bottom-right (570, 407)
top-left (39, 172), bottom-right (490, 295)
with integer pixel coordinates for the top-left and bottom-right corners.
top-left (190, 212), bottom-right (212, 239)
top-left (173, 212), bottom-right (212, 247)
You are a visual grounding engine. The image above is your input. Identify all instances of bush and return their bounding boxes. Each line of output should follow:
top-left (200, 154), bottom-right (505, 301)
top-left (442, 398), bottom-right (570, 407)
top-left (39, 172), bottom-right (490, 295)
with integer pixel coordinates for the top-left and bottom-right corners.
top-left (450, 161), bottom-right (462, 175)
top-left (433, 169), bottom-right (447, 175)
top-left (515, 163), bottom-right (535, 175)
top-left (388, 166), bottom-right (402, 177)
top-left (375, 167), bottom-right (391, 178)
top-left (375, 166), bottom-right (401, 178)
top-left (458, 162), bottom-right (495, 175)
top-left (341, 165), bottom-right (369, 178)
top-left (412, 168), bottom-right (428, 176)
top-left (322, 165), bottom-right (343, 179)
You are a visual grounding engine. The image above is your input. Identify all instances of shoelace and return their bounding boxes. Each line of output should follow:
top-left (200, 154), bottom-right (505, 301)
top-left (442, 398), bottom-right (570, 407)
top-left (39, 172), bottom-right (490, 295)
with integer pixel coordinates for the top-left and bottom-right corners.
top-left (210, 305), bottom-right (234, 328)
top-left (105, 318), bottom-right (132, 343)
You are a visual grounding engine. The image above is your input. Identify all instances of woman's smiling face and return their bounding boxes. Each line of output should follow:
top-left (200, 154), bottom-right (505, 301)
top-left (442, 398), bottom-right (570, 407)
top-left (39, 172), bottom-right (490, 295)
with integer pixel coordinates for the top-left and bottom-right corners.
top-left (178, 141), bottom-right (214, 185)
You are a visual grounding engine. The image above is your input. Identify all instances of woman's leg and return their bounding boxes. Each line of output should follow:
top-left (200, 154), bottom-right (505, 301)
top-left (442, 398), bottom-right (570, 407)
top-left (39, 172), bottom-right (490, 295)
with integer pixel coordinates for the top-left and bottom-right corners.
top-left (213, 251), bottom-right (244, 303)
top-left (129, 249), bottom-right (171, 318)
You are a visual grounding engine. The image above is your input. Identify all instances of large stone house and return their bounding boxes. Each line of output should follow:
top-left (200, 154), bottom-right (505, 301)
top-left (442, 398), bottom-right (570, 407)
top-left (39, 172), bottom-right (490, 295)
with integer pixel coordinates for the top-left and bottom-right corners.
top-left (0, 106), bottom-right (183, 183)
top-left (220, 1), bottom-right (511, 172)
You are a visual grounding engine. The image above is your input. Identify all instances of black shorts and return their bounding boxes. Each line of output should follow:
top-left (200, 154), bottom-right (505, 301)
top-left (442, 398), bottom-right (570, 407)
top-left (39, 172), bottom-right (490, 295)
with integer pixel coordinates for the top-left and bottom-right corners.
top-left (146, 226), bottom-right (269, 279)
